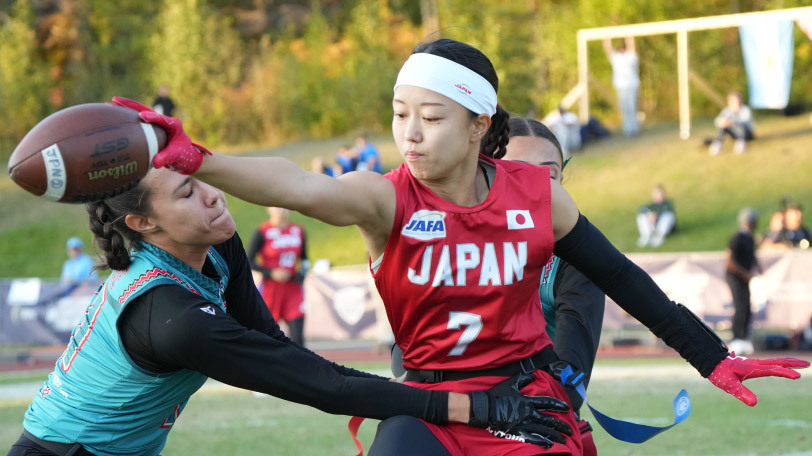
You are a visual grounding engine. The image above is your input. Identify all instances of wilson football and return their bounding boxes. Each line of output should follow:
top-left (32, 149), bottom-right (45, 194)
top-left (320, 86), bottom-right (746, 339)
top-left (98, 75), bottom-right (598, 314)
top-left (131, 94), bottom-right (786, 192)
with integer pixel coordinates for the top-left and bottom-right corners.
top-left (8, 103), bottom-right (167, 203)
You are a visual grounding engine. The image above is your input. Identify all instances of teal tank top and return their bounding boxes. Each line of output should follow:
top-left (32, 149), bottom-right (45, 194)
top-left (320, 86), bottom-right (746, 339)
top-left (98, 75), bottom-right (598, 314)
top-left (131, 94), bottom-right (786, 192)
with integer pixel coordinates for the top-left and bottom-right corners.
top-left (24, 242), bottom-right (229, 456)
top-left (540, 255), bottom-right (561, 340)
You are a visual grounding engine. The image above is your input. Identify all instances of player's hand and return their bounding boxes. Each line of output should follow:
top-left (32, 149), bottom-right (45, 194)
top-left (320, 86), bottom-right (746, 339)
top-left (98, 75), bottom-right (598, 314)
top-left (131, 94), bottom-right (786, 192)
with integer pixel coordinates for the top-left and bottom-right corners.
top-left (111, 97), bottom-right (211, 174)
top-left (468, 373), bottom-right (572, 448)
top-left (708, 353), bottom-right (809, 406)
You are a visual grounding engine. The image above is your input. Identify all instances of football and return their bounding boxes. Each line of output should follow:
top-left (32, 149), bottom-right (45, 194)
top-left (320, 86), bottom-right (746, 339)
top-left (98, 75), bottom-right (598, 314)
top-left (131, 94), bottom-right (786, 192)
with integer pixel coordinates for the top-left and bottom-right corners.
top-left (7, 103), bottom-right (167, 203)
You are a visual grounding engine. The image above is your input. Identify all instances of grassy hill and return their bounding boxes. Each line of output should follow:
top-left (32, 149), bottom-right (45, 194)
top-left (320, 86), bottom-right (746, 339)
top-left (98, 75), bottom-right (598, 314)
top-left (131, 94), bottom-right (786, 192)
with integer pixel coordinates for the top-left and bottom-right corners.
top-left (1, 114), bottom-right (811, 278)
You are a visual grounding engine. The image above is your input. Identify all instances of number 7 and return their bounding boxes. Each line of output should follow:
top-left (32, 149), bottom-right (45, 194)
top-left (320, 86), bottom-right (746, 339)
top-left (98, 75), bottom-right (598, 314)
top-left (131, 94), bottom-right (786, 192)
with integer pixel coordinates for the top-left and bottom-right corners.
top-left (447, 311), bottom-right (483, 356)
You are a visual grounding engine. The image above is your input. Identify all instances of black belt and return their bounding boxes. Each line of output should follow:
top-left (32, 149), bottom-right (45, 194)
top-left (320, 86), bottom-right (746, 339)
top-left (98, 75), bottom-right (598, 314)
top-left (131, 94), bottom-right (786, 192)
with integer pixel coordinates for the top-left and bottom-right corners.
top-left (404, 346), bottom-right (560, 383)
top-left (22, 429), bottom-right (90, 456)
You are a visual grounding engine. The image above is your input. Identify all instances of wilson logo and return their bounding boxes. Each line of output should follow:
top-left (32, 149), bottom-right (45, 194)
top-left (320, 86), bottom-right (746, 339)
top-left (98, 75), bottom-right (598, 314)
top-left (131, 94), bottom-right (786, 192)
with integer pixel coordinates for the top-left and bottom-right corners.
top-left (454, 83), bottom-right (472, 95)
top-left (402, 210), bottom-right (447, 240)
top-left (86, 160), bottom-right (138, 181)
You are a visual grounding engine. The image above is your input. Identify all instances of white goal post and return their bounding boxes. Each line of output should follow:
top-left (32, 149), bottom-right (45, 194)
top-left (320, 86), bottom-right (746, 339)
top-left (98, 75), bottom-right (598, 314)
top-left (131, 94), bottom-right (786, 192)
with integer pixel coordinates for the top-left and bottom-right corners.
top-left (575, 6), bottom-right (812, 139)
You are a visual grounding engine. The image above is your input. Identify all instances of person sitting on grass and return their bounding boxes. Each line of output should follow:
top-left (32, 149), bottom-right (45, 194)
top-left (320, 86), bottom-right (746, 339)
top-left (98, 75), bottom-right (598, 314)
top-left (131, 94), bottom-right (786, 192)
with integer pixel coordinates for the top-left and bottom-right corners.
top-left (709, 92), bottom-right (754, 156)
top-left (636, 184), bottom-right (676, 248)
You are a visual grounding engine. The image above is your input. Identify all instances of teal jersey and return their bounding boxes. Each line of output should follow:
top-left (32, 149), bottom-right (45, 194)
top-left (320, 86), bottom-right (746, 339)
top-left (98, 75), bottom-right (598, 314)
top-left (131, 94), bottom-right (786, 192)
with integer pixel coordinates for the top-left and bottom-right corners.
top-left (540, 255), bottom-right (561, 340)
top-left (24, 242), bottom-right (229, 456)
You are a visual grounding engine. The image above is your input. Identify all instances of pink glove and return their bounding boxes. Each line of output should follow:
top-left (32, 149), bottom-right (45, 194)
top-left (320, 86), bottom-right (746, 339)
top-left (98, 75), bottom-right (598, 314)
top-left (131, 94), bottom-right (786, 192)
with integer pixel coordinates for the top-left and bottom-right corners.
top-left (111, 97), bottom-right (211, 174)
top-left (708, 353), bottom-right (809, 406)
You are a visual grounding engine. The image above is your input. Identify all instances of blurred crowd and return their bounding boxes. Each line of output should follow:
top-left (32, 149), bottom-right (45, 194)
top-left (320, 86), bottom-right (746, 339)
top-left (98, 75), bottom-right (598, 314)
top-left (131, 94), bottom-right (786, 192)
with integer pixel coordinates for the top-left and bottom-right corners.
top-left (311, 135), bottom-right (383, 177)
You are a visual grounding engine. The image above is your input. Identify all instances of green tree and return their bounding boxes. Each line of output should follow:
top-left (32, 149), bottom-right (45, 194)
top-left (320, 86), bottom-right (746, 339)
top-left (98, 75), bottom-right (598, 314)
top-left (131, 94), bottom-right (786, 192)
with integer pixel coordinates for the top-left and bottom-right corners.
top-left (71, 0), bottom-right (160, 104)
top-left (0, 0), bottom-right (50, 156)
top-left (149, 0), bottom-right (244, 146)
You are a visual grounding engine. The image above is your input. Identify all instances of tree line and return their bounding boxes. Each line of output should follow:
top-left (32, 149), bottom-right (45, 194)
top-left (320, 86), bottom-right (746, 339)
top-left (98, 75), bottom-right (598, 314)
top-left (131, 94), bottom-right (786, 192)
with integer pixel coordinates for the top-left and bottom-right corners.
top-left (1, 0), bottom-right (810, 159)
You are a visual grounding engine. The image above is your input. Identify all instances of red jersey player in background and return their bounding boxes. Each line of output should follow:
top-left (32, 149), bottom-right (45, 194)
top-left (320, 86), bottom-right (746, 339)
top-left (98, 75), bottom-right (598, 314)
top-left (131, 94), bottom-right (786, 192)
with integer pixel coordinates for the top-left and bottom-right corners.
top-left (247, 207), bottom-right (309, 345)
top-left (139, 38), bottom-right (807, 456)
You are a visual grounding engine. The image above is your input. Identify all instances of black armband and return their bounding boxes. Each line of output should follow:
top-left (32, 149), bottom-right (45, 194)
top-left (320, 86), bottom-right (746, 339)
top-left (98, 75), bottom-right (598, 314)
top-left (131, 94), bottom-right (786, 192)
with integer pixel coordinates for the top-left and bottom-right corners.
top-left (468, 391), bottom-right (489, 428)
top-left (651, 304), bottom-right (729, 377)
top-left (426, 390), bottom-right (450, 426)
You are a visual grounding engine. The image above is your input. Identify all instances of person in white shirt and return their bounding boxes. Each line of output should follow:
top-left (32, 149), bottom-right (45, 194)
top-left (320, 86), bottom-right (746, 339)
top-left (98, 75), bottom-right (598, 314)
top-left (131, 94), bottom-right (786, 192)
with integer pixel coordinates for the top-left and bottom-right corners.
top-left (603, 37), bottom-right (640, 137)
top-left (709, 92), bottom-right (754, 155)
top-left (546, 106), bottom-right (582, 154)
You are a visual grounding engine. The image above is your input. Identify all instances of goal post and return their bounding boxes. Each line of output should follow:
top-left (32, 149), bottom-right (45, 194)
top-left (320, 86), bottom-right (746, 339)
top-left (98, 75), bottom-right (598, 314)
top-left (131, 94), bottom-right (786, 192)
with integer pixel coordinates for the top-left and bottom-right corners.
top-left (575, 6), bottom-right (812, 139)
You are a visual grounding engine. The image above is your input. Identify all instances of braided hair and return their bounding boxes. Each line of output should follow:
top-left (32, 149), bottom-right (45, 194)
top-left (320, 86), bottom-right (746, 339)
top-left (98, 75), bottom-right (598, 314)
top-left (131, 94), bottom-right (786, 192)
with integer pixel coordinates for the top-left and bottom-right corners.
top-left (412, 39), bottom-right (510, 159)
top-left (85, 182), bottom-right (152, 271)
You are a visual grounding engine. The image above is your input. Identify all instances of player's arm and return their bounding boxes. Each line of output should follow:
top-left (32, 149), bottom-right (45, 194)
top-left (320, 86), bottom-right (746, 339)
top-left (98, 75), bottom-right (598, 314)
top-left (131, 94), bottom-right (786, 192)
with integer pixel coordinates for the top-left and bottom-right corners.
top-left (116, 98), bottom-right (395, 255)
top-left (214, 233), bottom-right (376, 379)
top-left (196, 153), bottom-right (394, 233)
top-left (550, 180), bottom-right (580, 241)
top-left (625, 36), bottom-right (636, 53)
top-left (550, 182), bottom-right (808, 405)
top-left (123, 288), bottom-right (440, 417)
top-left (602, 38), bottom-right (613, 57)
top-left (123, 288), bottom-right (572, 442)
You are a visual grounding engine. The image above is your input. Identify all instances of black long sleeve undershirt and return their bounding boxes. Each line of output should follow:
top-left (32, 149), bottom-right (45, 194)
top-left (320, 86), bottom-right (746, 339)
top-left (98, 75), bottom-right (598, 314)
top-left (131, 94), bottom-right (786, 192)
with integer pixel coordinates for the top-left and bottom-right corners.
top-left (554, 215), bottom-right (727, 376)
top-left (118, 233), bottom-right (448, 423)
top-left (553, 214), bottom-right (673, 328)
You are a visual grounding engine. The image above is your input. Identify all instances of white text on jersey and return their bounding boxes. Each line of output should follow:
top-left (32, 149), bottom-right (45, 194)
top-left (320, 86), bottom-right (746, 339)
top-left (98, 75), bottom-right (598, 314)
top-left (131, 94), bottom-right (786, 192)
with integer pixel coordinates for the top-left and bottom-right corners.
top-left (407, 242), bottom-right (527, 286)
top-left (266, 233), bottom-right (302, 249)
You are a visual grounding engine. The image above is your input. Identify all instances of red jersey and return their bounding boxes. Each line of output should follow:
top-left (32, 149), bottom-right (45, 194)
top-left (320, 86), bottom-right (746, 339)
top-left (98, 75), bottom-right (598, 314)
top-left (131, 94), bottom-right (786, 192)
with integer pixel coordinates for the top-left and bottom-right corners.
top-left (374, 156), bottom-right (554, 371)
top-left (256, 222), bottom-right (305, 273)
top-left (256, 222), bottom-right (305, 322)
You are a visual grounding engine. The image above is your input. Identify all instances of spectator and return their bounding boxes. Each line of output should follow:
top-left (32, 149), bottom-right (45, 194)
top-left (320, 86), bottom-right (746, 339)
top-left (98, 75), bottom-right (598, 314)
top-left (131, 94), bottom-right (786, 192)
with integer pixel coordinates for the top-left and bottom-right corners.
top-left (354, 135), bottom-right (382, 173)
top-left (759, 211), bottom-right (789, 250)
top-left (636, 184), bottom-right (676, 248)
top-left (782, 203), bottom-right (812, 248)
top-left (247, 207), bottom-right (309, 345)
top-left (603, 37), bottom-right (640, 137)
top-left (709, 92), bottom-right (754, 156)
top-left (152, 85), bottom-right (176, 118)
top-left (725, 208), bottom-right (761, 356)
top-left (545, 107), bottom-right (610, 155)
top-left (578, 114), bottom-right (610, 146)
top-left (547, 106), bottom-right (583, 154)
top-left (61, 237), bottom-right (98, 286)
top-left (335, 145), bottom-right (358, 176)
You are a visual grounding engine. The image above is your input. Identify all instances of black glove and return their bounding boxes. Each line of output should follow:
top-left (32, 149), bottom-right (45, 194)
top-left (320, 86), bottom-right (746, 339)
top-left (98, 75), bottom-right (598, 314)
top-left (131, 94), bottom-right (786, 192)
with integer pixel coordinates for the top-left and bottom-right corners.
top-left (468, 373), bottom-right (572, 448)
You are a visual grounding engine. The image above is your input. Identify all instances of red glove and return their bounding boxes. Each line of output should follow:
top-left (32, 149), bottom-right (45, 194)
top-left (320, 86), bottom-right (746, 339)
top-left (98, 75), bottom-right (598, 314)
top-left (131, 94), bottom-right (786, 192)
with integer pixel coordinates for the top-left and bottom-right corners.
top-left (111, 97), bottom-right (211, 174)
top-left (708, 353), bottom-right (809, 406)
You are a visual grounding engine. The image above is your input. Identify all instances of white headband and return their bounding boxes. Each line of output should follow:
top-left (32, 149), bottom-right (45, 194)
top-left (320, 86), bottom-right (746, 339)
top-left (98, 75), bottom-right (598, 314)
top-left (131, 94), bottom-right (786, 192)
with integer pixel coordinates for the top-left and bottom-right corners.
top-left (394, 53), bottom-right (497, 117)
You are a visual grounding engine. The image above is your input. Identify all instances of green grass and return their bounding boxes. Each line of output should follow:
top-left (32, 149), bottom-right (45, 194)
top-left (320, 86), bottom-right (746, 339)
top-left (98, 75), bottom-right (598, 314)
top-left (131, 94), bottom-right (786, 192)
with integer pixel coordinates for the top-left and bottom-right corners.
top-left (2, 356), bottom-right (811, 455)
top-left (2, 117), bottom-right (811, 277)
top-left (564, 114), bottom-right (812, 253)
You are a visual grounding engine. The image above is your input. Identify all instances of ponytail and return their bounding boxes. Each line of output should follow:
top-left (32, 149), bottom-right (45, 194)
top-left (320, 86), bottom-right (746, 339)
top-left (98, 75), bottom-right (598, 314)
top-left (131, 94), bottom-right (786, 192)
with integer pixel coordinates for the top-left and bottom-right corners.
top-left (480, 105), bottom-right (510, 159)
top-left (84, 182), bottom-right (152, 271)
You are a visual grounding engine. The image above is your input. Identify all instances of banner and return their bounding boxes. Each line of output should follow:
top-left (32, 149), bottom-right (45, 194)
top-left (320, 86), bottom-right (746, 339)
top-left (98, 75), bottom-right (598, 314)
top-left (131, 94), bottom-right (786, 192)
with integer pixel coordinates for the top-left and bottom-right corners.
top-left (739, 19), bottom-right (795, 109)
top-left (302, 267), bottom-right (384, 341)
top-left (2, 250), bottom-right (811, 346)
top-left (0, 280), bottom-right (101, 345)
top-left (603, 249), bottom-right (812, 333)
